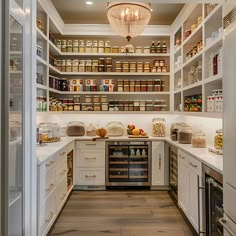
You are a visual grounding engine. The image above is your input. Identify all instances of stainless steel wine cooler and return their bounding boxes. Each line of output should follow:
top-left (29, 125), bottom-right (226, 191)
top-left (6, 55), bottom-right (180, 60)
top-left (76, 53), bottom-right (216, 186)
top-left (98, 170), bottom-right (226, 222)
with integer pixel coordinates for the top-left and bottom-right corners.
top-left (106, 141), bottom-right (151, 187)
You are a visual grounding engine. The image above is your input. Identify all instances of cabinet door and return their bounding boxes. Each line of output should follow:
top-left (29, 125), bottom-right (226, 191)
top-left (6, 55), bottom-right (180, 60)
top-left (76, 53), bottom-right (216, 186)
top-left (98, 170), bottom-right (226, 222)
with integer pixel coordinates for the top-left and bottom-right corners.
top-left (189, 168), bottom-right (199, 232)
top-left (178, 154), bottom-right (189, 216)
top-left (151, 142), bottom-right (164, 186)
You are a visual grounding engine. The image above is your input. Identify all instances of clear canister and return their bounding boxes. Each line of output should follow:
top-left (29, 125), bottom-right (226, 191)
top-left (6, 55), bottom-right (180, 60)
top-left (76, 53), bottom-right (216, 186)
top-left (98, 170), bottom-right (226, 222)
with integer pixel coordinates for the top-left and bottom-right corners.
top-left (152, 118), bottom-right (166, 137)
top-left (192, 130), bottom-right (207, 148)
top-left (214, 129), bottom-right (223, 149)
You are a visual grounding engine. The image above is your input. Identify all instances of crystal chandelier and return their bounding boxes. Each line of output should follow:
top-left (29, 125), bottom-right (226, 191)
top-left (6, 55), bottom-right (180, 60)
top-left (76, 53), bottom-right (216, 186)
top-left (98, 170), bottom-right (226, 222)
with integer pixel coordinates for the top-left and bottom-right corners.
top-left (107, 2), bottom-right (152, 41)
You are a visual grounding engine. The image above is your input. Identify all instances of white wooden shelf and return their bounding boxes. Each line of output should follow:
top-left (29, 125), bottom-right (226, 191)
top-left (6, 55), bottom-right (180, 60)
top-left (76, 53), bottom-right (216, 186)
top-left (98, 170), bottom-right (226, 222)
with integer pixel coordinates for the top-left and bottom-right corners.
top-left (9, 191), bottom-right (22, 207)
top-left (182, 51), bottom-right (203, 69)
top-left (204, 35), bottom-right (223, 54)
top-left (36, 28), bottom-right (48, 41)
top-left (48, 88), bottom-right (170, 95)
top-left (174, 88), bottom-right (182, 94)
top-left (204, 3), bottom-right (223, 24)
top-left (47, 111), bottom-right (171, 114)
top-left (177, 111), bottom-right (222, 118)
top-left (48, 67), bottom-right (170, 76)
top-left (183, 23), bottom-right (203, 47)
top-left (174, 67), bottom-right (182, 74)
top-left (204, 74), bottom-right (222, 84)
top-left (10, 70), bottom-right (22, 74)
top-left (49, 40), bottom-right (61, 56)
top-left (183, 80), bottom-right (202, 91)
top-left (174, 46), bottom-right (181, 55)
top-left (37, 84), bottom-right (48, 90)
top-left (37, 56), bottom-right (47, 66)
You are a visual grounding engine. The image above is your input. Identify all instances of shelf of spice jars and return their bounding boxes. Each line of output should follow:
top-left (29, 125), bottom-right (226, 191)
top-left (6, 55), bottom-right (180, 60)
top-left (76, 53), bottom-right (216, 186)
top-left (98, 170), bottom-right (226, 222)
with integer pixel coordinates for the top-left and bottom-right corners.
top-left (48, 88), bottom-right (170, 95)
top-left (47, 111), bottom-right (171, 114)
top-left (48, 68), bottom-right (171, 76)
top-left (203, 73), bottom-right (222, 84)
top-left (37, 27), bottom-right (48, 42)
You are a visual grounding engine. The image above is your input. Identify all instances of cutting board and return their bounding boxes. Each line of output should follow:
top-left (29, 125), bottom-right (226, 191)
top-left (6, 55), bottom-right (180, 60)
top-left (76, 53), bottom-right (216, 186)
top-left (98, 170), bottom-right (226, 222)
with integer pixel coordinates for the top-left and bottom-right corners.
top-left (128, 135), bottom-right (149, 138)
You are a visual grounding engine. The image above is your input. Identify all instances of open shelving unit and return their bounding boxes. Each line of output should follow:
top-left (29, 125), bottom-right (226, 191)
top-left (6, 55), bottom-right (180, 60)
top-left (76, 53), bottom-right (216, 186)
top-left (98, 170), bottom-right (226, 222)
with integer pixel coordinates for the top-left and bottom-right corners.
top-left (172, 3), bottom-right (223, 117)
top-left (36, 1), bottom-right (172, 114)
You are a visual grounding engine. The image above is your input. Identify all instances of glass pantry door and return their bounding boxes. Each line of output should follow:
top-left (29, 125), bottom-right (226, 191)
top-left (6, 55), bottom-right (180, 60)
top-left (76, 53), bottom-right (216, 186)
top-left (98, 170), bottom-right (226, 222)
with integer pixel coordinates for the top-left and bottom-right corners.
top-left (8, 15), bottom-right (24, 235)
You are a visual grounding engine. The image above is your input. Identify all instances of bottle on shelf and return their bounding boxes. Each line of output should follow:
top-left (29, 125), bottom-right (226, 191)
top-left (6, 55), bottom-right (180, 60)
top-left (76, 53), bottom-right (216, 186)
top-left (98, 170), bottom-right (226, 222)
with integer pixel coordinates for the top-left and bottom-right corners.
top-left (156, 41), bottom-right (161, 53)
top-left (150, 41), bottom-right (156, 53)
top-left (161, 41), bottom-right (167, 53)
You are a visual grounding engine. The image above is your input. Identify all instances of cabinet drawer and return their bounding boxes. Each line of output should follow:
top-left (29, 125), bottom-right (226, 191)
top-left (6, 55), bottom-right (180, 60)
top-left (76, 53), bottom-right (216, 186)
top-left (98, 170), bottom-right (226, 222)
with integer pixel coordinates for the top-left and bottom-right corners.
top-left (188, 155), bottom-right (201, 175)
top-left (38, 191), bottom-right (56, 236)
top-left (76, 152), bottom-right (105, 168)
top-left (38, 166), bottom-right (56, 203)
top-left (76, 168), bottom-right (105, 186)
top-left (56, 160), bottom-right (67, 184)
top-left (56, 177), bottom-right (67, 211)
top-left (76, 141), bottom-right (105, 150)
top-left (178, 149), bottom-right (188, 163)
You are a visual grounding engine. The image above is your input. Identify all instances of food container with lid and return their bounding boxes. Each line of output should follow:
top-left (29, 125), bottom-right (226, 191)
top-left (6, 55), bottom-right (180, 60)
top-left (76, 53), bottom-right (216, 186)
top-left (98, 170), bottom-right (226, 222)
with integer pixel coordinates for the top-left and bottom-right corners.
top-left (192, 130), bottom-right (207, 148)
top-left (112, 46), bottom-right (119, 53)
top-left (178, 124), bottom-right (192, 144)
top-left (66, 121), bottom-right (85, 136)
top-left (143, 46), bottom-right (150, 53)
top-left (106, 121), bottom-right (124, 136)
top-left (86, 124), bottom-right (97, 136)
top-left (152, 118), bottom-right (166, 137)
top-left (135, 46), bottom-right (142, 53)
top-left (214, 129), bottom-right (223, 149)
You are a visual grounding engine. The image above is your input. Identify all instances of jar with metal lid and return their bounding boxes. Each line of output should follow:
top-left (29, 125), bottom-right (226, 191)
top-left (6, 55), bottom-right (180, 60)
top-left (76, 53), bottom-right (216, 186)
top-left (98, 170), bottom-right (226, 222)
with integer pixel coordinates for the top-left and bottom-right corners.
top-left (73, 40), bottom-right (79, 52)
top-left (61, 40), bottom-right (67, 52)
top-left (92, 40), bottom-right (98, 53)
top-left (106, 58), bottom-right (112, 65)
top-left (143, 46), bottom-right (150, 54)
top-left (99, 58), bottom-right (105, 65)
top-left (192, 130), bottom-right (207, 148)
top-left (147, 85), bottom-right (153, 92)
top-left (101, 96), bottom-right (108, 103)
top-left (146, 104), bottom-right (153, 111)
top-left (56, 39), bottom-right (62, 51)
top-left (101, 103), bottom-right (108, 111)
top-left (115, 61), bottom-right (121, 69)
top-left (157, 66), bottom-right (162, 73)
top-left (105, 46), bottom-right (111, 53)
top-left (135, 46), bottom-right (142, 53)
top-left (159, 60), bottom-right (165, 67)
top-left (99, 65), bottom-right (105, 72)
top-left (85, 60), bottom-right (92, 72)
top-left (214, 129), bottom-right (223, 149)
top-left (82, 103), bottom-right (93, 111)
top-left (135, 84), bottom-right (140, 92)
top-left (141, 84), bottom-right (147, 92)
top-left (93, 96), bottom-right (100, 103)
top-left (84, 96), bottom-right (92, 103)
top-left (162, 66), bottom-right (167, 73)
top-left (79, 40), bottom-right (85, 53)
top-left (130, 62), bottom-right (136, 70)
top-left (66, 59), bottom-right (72, 72)
top-left (72, 59), bottom-right (79, 72)
top-left (67, 40), bottom-right (73, 52)
top-left (137, 62), bottom-right (143, 69)
top-left (106, 65), bottom-right (112, 72)
top-left (122, 62), bottom-right (129, 70)
top-left (140, 100), bottom-right (145, 106)
top-left (86, 40), bottom-right (92, 53)
top-left (93, 103), bottom-right (101, 111)
top-left (112, 46), bottom-right (119, 53)
top-left (124, 85), bottom-right (129, 92)
top-left (79, 61), bottom-right (85, 72)
top-left (116, 68), bottom-right (122, 73)
top-left (178, 125), bottom-right (192, 144)
top-left (152, 118), bottom-right (166, 137)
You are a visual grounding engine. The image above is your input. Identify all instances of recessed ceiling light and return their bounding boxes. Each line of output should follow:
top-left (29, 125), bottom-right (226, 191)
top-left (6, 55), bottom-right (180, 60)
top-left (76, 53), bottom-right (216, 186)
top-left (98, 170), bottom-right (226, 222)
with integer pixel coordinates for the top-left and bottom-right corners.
top-left (86, 1), bottom-right (93, 5)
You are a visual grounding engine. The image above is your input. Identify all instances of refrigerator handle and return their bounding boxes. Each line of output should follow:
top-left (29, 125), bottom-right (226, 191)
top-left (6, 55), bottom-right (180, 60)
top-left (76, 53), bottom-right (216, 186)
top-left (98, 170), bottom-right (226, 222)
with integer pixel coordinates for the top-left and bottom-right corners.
top-left (198, 175), bottom-right (206, 235)
top-left (219, 218), bottom-right (236, 236)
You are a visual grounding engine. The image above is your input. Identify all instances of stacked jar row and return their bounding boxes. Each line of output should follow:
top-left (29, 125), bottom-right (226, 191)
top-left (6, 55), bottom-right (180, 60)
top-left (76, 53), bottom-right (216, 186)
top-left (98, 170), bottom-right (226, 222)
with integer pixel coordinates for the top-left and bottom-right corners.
top-left (49, 77), bottom-right (167, 93)
top-left (49, 96), bottom-right (168, 112)
top-left (117, 79), bottom-right (165, 92)
top-left (115, 60), bottom-right (168, 73)
top-left (49, 57), bottom-right (113, 73)
top-left (51, 38), bottom-right (169, 54)
top-left (185, 40), bottom-right (203, 62)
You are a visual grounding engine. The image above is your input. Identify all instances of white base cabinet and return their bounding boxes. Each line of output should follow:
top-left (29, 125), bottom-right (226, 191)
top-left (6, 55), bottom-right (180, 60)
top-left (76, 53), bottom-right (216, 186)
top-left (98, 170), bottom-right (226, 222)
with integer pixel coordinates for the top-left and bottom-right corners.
top-left (178, 149), bottom-right (202, 233)
top-left (151, 141), bottom-right (165, 186)
top-left (75, 141), bottom-right (105, 189)
top-left (37, 142), bottom-right (74, 236)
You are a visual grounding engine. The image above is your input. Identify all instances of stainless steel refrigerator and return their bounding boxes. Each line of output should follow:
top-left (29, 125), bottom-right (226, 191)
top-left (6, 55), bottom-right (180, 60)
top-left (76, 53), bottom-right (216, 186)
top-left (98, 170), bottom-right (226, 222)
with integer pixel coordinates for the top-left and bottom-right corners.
top-left (221, 1), bottom-right (236, 235)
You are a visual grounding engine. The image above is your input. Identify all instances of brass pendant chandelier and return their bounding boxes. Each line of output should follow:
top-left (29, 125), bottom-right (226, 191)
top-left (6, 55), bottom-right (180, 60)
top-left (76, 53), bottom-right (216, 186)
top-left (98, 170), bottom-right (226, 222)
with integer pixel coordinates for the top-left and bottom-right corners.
top-left (107, 2), bottom-right (152, 41)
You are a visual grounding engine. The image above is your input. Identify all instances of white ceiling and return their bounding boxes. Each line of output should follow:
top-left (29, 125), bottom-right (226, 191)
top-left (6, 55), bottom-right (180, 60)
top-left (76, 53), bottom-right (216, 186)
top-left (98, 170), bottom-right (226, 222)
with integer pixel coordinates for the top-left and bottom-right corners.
top-left (50, 0), bottom-right (184, 25)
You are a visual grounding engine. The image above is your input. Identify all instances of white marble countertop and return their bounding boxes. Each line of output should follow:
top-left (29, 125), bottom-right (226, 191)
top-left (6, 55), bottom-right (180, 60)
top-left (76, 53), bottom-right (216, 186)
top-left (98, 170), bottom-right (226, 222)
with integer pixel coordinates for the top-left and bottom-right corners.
top-left (36, 135), bottom-right (223, 174)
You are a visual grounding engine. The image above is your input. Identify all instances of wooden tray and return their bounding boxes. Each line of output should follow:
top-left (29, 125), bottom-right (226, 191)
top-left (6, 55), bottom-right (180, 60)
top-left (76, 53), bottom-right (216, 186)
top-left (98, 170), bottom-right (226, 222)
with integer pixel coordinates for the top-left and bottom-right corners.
top-left (92, 136), bottom-right (109, 141)
top-left (41, 137), bottom-right (61, 143)
top-left (128, 135), bottom-right (149, 138)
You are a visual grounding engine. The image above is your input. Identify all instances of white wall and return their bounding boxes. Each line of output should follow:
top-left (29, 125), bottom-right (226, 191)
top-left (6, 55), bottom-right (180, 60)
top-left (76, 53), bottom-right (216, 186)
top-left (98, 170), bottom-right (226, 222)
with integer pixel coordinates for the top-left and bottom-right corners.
top-left (37, 113), bottom-right (222, 146)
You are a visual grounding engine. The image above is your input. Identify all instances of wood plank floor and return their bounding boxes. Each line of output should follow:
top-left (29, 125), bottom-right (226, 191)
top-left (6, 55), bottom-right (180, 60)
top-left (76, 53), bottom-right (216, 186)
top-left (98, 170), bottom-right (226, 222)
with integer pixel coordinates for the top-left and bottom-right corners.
top-left (49, 191), bottom-right (194, 236)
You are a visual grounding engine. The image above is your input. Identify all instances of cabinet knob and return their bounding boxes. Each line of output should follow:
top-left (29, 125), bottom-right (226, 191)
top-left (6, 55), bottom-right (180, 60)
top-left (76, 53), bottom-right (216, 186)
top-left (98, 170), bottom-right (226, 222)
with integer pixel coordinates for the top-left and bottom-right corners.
top-left (85, 175), bottom-right (96, 178)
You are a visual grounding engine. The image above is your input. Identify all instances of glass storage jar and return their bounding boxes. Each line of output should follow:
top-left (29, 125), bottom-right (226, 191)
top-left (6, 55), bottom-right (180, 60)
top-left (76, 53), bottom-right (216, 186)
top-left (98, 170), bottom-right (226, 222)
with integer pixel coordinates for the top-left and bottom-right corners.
top-left (152, 118), bottom-right (166, 137)
top-left (178, 125), bottom-right (192, 144)
top-left (192, 130), bottom-right (207, 148)
top-left (106, 121), bottom-right (124, 136)
top-left (214, 129), bottom-right (223, 149)
top-left (66, 121), bottom-right (85, 136)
